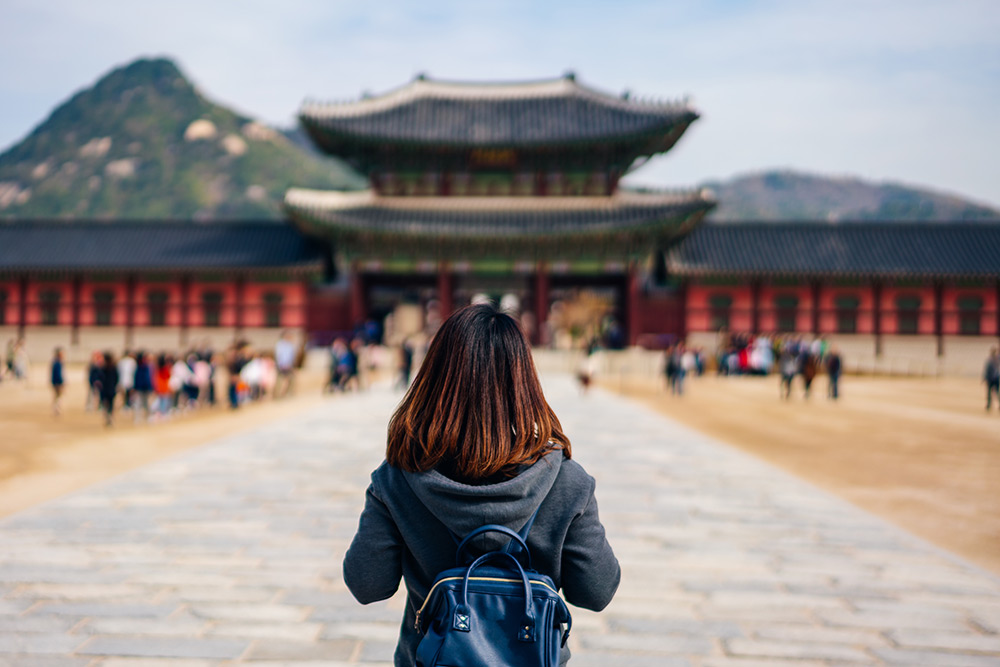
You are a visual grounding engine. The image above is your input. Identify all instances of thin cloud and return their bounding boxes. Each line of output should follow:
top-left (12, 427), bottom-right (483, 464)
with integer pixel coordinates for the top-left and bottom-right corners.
top-left (0, 0), bottom-right (997, 206)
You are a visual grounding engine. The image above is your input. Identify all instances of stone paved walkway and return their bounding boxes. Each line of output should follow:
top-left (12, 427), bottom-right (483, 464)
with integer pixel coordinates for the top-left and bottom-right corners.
top-left (1, 375), bottom-right (1000, 666)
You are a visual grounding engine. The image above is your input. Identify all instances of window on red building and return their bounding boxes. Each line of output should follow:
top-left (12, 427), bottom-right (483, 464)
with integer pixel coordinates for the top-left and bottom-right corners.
top-left (263, 291), bottom-right (283, 328)
top-left (39, 289), bottom-right (61, 326)
top-left (835, 295), bottom-right (860, 334)
top-left (957, 295), bottom-right (983, 335)
top-left (708, 294), bottom-right (733, 331)
top-left (93, 289), bottom-right (115, 326)
top-left (895, 295), bottom-right (921, 334)
top-left (773, 294), bottom-right (799, 332)
top-left (202, 291), bottom-right (223, 327)
top-left (147, 290), bottom-right (168, 327)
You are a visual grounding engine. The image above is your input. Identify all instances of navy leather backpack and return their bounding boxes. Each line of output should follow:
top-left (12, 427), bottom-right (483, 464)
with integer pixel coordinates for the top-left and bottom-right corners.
top-left (414, 512), bottom-right (573, 667)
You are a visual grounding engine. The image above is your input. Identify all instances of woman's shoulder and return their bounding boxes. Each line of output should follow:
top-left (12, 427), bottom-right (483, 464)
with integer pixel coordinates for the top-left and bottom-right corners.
top-left (547, 455), bottom-right (597, 505)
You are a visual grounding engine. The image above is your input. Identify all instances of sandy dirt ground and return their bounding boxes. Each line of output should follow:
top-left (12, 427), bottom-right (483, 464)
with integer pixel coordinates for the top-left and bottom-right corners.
top-left (1, 362), bottom-right (998, 576)
top-left (598, 370), bottom-right (1000, 575)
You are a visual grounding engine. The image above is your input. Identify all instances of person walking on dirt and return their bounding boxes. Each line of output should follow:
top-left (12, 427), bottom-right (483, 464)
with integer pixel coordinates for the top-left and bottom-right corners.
top-left (985, 348), bottom-right (1000, 411)
top-left (274, 330), bottom-right (298, 399)
top-left (97, 351), bottom-right (119, 427)
top-left (801, 352), bottom-right (818, 399)
top-left (826, 346), bottom-right (842, 400)
top-left (779, 346), bottom-right (797, 400)
top-left (50, 347), bottom-right (65, 416)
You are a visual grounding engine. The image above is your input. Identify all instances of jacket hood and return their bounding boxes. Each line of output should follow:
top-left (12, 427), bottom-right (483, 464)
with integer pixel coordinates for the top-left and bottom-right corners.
top-left (401, 450), bottom-right (563, 544)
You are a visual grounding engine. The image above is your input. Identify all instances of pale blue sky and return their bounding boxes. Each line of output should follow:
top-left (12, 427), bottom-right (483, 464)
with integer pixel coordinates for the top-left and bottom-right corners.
top-left (2, 0), bottom-right (998, 206)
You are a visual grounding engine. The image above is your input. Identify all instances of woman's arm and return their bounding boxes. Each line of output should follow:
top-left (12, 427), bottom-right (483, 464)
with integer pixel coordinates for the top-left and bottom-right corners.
top-left (343, 481), bottom-right (404, 604)
top-left (560, 486), bottom-right (621, 611)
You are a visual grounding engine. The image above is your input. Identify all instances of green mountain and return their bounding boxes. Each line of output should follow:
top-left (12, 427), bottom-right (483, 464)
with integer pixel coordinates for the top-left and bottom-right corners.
top-left (2, 58), bottom-right (997, 222)
top-left (702, 170), bottom-right (1000, 222)
top-left (0, 58), bottom-right (364, 220)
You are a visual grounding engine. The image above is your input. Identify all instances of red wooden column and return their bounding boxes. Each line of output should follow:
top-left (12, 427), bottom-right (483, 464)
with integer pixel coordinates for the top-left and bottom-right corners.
top-left (349, 263), bottom-right (366, 328)
top-left (626, 262), bottom-right (640, 347)
top-left (234, 274), bottom-right (246, 338)
top-left (17, 275), bottom-right (28, 338)
top-left (678, 278), bottom-right (689, 341)
top-left (811, 279), bottom-right (822, 335)
top-left (71, 275), bottom-right (83, 345)
top-left (125, 274), bottom-right (136, 348)
top-left (533, 263), bottom-right (550, 346)
top-left (934, 280), bottom-right (944, 357)
top-left (995, 279), bottom-right (1000, 343)
top-left (750, 279), bottom-right (761, 335)
top-left (872, 280), bottom-right (883, 357)
top-left (437, 263), bottom-right (454, 320)
top-left (179, 274), bottom-right (192, 346)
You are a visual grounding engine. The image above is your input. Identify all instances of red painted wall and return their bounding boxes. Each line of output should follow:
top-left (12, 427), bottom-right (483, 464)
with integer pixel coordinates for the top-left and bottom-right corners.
top-left (25, 282), bottom-right (71, 326)
top-left (687, 282), bottom-right (753, 333)
top-left (634, 290), bottom-right (683, 347)
top-left (1, 275), bottom-right (311, 331)
top-left (685, 277), bottom-right (999, 338)
top-left (243, 281), bottom-right (307, 328)
top-left (758, 284), bottom-right (814, 333)
top-left (880, 284), bottom-right (935, 335)
top-left (942, 285), bottom-right (997, 336)
top-left (81, 282), bottom-right (129, 326)
top-left (0, 281), bottom-right (17, 326)
top-left (134, 281), bottom-right (183, 327)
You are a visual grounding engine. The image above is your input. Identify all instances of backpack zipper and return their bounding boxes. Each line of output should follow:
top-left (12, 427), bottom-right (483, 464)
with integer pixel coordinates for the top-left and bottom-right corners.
top-left (414, 576), bottom-right (558, 630)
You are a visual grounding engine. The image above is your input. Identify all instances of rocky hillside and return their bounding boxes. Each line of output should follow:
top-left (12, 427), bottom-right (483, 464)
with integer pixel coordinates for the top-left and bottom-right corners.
top-left (702, 170), bottom-right (1000, 222)
top-left (2, 57), bottom-right (996, 222)
top-left (0, 58), bottom-right (364, 220)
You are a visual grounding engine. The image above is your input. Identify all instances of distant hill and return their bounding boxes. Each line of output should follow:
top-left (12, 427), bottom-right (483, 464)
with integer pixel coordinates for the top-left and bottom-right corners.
top-left (702, 170), bottom-right (1000, 222)
top-left (2, 58), bottom-right (997, 223)
top-left (0, 58), bottom-right (364, 220)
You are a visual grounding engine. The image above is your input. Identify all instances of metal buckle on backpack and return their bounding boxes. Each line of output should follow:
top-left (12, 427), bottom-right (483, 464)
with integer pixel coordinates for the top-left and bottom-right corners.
top-left (453, 606), bottom-right (471, 632)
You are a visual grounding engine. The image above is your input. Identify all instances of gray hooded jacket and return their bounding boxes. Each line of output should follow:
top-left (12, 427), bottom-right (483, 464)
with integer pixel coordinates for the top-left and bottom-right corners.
top-left (343, 450), bottom-right (620, 666)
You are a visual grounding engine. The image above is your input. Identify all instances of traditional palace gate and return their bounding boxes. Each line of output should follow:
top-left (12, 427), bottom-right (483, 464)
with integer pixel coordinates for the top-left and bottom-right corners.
top-left (283, 73), bottom-right (714, 346)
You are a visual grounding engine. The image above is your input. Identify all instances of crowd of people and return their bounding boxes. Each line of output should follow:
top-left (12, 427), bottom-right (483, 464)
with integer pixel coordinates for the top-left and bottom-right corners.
top-left (658, 332), bottom-right (844, 401)
top-left (7, 332), bottom-right (308, 427)
top-left (719, 332), bottom-right (843, 400)
top-left (79, 345), bottom-right (223, 426)
top-left (663, 343), bottom-right (706, 396)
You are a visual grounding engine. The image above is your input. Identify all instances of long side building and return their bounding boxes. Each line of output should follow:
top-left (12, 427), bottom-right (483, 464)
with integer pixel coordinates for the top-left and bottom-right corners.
top-left (672, 222), bottom-right (1000, 374)
top-left (0, 222), bottom-right (325, 361)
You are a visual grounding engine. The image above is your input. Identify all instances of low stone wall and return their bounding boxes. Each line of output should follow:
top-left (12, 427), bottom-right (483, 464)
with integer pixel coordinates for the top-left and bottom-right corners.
top-left (532, 334), bottom-right (999, 379)
top-left (0, 325), bottom-right (300, 365)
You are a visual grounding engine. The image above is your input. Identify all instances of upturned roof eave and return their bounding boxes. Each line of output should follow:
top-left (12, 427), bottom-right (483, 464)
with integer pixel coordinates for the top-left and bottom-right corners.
top-left (300, 74), bottom-right (694, 118)
top-left (299, 117), bottom-right (697, 153)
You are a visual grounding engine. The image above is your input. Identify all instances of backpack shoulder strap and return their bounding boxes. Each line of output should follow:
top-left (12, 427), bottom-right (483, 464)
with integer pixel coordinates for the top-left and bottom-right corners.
top-left (503, 503), bottom-right (542, 558)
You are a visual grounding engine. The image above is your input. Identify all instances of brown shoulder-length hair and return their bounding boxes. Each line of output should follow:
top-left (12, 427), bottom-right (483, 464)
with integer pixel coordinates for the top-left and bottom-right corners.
top-left (387, 303), bottom-right (570, 481)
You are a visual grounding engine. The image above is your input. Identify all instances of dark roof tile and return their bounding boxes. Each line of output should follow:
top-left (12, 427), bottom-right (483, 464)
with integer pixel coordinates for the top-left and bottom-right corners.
top-left (668, 222), bottom-right (1000, 278)
top-left (0, 221), bottom-right (325, 272)
top-left (300, 77), bottom-right (695, 148)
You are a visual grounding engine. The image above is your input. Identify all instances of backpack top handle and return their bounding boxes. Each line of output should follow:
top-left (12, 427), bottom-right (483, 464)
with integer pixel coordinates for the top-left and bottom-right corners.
top-left (455, 550), bottom-right (538, 642)
top-left (455, 503), bottom-right (542, 568)
top-left (455, 524), bottom-right (532, 570)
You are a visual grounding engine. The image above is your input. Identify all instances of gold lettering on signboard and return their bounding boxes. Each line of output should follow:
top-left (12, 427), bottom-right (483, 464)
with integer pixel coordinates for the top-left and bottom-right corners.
top-left (469, 148), bottom-right (516, 167)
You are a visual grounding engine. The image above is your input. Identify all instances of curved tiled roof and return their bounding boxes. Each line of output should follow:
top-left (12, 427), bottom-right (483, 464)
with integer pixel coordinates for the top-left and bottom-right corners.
top-left (668, 222), bottom-right (1000, 278)
top-left (0, 221), bottom-right (326, 272)
top-left (284, 189), bottom-right (715, 241)
top-left (300, 75), bottom-right (697, 149)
